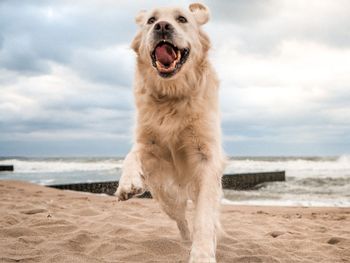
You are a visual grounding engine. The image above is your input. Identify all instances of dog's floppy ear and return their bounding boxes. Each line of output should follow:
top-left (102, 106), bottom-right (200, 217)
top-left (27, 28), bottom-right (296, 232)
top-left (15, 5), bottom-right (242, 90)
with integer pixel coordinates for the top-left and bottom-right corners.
top-left (189, 3), bottom-right (210, 25)
top-left (135, 10), bottom-right (147, 26)
top-left (131, 31), bottom-right (142, 53)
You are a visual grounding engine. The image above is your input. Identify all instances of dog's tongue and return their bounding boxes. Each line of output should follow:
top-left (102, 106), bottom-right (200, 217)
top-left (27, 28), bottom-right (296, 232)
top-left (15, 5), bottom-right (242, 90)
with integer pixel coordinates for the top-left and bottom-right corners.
top-left (155, 43), bottom-right (176, 66)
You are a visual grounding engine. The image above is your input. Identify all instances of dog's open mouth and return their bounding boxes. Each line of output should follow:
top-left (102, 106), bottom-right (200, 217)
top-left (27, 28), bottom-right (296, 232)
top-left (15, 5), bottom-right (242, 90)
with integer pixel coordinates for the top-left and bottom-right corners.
top-left (151, 41), bottom-right (190, 78)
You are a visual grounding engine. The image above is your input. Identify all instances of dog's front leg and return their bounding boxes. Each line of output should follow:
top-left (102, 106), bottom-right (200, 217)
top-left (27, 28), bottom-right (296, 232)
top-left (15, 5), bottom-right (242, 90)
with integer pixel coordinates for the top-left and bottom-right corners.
top-left (115, 145), bottom-right (145, 201)
top-left (189, 161), bottom-right (222, 263)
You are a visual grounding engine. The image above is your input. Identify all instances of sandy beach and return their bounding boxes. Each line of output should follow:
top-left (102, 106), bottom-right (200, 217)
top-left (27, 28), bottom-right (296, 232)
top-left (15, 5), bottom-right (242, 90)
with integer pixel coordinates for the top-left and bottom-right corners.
top-left (0, 180), bottom-right (349, 263)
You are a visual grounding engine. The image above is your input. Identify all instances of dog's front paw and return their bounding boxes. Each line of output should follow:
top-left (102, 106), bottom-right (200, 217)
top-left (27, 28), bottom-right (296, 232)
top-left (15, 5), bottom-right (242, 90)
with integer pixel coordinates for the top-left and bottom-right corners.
top-left (116, 172), bottom-right (145, 201)
top-left (189, 246), bottom-right (216, 263)
top-left (189, 255), bottom-right (216, 263)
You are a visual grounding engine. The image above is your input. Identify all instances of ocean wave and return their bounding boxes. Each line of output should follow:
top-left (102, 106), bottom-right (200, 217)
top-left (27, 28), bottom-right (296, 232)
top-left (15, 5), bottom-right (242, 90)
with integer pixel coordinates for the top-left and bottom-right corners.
top-left (225, 155), bottom-right (350, 178)
top-left (1, 156), bottom-right (349, 207)
top-left (221, 198), bottom-right (350, 207)
top-left (0, 158), bottom-right (123, 173)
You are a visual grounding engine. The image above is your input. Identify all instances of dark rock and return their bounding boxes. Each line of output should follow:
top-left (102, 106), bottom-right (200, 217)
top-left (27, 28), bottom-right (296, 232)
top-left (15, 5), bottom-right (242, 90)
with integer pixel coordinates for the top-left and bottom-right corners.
top-left (47, 171), bottom-right (286, 197)
top-left (0, 165), bottom-right (14, 172)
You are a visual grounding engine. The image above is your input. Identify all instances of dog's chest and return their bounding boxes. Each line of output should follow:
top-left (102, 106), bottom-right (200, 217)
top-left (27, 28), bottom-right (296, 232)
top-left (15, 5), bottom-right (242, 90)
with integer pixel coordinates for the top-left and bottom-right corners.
top-left (141, 97), bottom-right (193, 138)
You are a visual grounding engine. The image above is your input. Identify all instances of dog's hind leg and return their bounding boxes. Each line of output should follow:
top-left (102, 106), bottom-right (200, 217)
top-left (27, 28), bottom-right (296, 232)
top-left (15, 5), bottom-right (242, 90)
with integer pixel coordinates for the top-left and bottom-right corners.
top-left (115, 145), bottom-right (146, 201)
top-left (135, 140), bottom-right (191, 240)
top-left (158, 198), bottom-right (190, 241)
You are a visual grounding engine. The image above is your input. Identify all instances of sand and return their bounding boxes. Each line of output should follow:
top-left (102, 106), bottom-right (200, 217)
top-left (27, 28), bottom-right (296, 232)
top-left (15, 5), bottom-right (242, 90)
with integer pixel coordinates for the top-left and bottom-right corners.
top-left (0, 180), bottom-right (349, 263)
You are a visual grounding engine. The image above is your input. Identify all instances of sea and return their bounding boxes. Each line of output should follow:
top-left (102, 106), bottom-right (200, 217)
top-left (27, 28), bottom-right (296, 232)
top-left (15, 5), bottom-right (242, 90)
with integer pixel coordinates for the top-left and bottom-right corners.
top-left (0, 156), bottom-right (349, 207)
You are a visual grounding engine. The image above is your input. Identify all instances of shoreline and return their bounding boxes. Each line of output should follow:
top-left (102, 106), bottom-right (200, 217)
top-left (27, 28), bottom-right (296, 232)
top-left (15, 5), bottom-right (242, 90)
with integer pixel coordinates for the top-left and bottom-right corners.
top-left (0, 180), bottom-right (349, 262)
top-left (221, 198), bottom-right (350, 208)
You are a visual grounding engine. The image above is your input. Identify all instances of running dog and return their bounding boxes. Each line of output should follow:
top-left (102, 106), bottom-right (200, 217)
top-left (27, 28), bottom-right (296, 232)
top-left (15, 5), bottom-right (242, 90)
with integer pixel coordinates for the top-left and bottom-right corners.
top-left (116, 3), bottom-right (224, 262)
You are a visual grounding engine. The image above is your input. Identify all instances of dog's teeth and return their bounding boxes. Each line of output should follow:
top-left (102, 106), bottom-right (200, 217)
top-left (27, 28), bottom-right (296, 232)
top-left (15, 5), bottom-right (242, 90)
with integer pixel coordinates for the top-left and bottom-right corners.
top-left (175, 50), bottom-right (181, 62)
top-left (156, 60), bottom-right (177, 73)
top-left (156, 61), bottom-right (162, 68)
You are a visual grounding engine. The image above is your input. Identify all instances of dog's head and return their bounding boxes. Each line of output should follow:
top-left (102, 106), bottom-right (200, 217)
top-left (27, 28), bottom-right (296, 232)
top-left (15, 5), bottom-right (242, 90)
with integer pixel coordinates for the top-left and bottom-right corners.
top-left (131, 3), bottom-right (210, 79)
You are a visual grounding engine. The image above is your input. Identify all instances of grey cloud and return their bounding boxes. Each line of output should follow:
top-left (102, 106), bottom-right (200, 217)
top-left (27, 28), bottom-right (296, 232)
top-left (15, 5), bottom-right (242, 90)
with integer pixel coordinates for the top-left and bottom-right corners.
top-left (0, 34), bottom-right (4, 48)
top-left (223, 140), bottom-right (350, 157)
top-left (0, 139), bottom-right (132, 157)
top-left (0, 106), bottom-right (134, 140)
top-left (205, 0), bottom-right (350, 54)
top-left (71, 48), bottom-right (134, 87)
top-left (0, 119), bottom-right (80, 133)
top-left (0, 0), bottom-right (137, 75)
top-left (0, 73), bottom-right (134, 141)
top-left (205, 0), bottom-right (276, 24)
top-left (40, 85), bottom-right (134, 112)
top-left (0, 35), bottom-right (51, 74)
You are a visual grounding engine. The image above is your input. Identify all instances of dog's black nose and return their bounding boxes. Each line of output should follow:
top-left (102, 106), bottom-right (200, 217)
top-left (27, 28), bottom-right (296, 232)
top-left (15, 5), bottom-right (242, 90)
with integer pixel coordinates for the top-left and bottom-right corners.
top-left (154, 21), bottom-right (173, 33)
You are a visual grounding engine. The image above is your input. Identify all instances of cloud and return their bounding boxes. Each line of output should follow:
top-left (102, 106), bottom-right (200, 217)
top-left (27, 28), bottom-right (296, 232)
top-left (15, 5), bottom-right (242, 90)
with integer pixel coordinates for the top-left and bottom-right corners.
top-left (0, 0), bottom-right (349, 156)
top-left (217, 39), bottom-right (350, 152)
top-left (206, 0), bottom-right (276, 24)
top-left (0, 65), bottom-right (134, 146)
top-left (207, 0), bottom-right (350, 55)
top-left (0, 0), bottom-right (138, 75)
top-left (71, 45), bottom-right (134, 87)
top-left (0, 35), bottom-right (51, 74)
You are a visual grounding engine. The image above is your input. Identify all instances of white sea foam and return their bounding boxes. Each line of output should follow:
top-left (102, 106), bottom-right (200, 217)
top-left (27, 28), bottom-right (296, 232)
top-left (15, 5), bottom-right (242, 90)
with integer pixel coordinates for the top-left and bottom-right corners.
top-left (0, 158), bottom-right (123, 173)
top-left (2, 155), bottom-right (349, 176)
top-left (225, 155), bottom-right (350, 178)
top-left (221, 198), bottom-right (350, 207)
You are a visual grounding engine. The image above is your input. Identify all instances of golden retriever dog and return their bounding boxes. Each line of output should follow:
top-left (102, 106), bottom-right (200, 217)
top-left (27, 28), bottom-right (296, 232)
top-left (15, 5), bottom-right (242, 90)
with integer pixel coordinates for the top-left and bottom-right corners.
top-left (116, 3), bottom-right (225, 262)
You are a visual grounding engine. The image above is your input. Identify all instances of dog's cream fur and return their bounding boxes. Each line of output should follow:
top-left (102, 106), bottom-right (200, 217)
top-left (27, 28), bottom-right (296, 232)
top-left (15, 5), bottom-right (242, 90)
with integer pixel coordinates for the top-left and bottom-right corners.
top-left (116, 3), bottom-right (225, 262)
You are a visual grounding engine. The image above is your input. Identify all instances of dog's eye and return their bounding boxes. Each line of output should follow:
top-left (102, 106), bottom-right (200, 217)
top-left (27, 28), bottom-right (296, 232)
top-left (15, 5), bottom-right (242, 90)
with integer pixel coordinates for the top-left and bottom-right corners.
top-left (147, 17), bottom-right (156, 24)
top-left (177, 16), bottom-right (187, 23)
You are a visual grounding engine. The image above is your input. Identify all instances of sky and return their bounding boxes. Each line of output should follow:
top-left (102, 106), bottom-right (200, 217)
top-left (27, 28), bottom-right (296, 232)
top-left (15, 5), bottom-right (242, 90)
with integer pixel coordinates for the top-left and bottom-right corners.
top-left (0, 0), bottom-right (349, 157)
